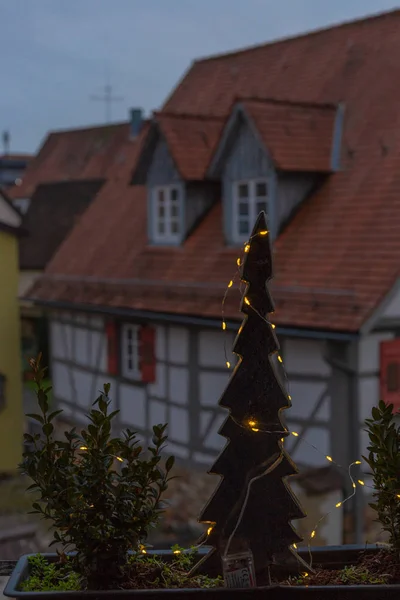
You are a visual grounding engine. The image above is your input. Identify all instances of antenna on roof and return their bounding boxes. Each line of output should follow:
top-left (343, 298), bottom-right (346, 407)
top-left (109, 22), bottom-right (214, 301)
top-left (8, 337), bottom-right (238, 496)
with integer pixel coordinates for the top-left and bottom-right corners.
top-left (90, 78), bottom-right (123, 124)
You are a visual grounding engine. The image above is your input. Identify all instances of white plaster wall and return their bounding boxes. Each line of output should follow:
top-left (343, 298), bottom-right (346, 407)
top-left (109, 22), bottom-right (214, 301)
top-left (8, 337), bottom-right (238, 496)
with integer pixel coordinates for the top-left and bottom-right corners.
top-left (155, 325), bottom-right (166, 360)
top-left (199, 371), bottom-right (229, 406)
top-left (169, 366), bottom-right (189, 405)
top-left (119, 383), bottom-right (146, 427)
top-left (358, 332), bottom-right (394, 374)
top-left (169, 406), bottom-right (189, 444)
top-left (51, 321), bottom-right (73, 360)
top-left (199, 330), bottom-right (236, 368)
top-left (285, 426), bottom-right (329, 467)
top-left (284, 338), bottom-right (330, 376)
top-left (201, 412), bottom-right (226, 451)
top-left (89, 330), bottom-right (107, 371)
top-left (51, 318), bottom-right (107, 370)
top-left (168, 327), bottom-right (189, 364)
top-left (287, 381), bottom-right (330, 421)
top-left (148, 363), bottom-right (167, 398)
top-left (53, 361), bottom-right (73, 402)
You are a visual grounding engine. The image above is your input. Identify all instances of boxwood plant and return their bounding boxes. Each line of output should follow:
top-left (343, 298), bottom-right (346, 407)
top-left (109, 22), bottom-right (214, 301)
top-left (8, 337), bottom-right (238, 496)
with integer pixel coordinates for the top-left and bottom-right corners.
top-left (22, 356), bottom-right (222, 591)
top-left (363, 399), bottom-right (400, 557)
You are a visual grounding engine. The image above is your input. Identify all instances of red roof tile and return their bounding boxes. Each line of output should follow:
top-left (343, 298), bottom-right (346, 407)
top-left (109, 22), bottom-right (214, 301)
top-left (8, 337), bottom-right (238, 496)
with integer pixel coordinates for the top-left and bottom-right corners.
top-left (8, 123), bottom-right (130, 200)
top-left (155, 113), bottom-right (225, 180)
top-left (26, 9), bottom-right (400, 332)
top-left (241, 99), bottom-right (336, 172)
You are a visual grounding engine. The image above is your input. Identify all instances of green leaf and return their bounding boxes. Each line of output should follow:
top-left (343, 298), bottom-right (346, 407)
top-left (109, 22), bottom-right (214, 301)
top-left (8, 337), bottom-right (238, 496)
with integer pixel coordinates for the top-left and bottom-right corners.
top-left (42, 423), bottom-right (54, 437)
top-left (165, 456), bottom-right (175, 472)
top-left (48, 410), bottom-right (63, 422)
top-left (26, 413), bottom-right (44, 424)
top-left (37, 389), bottom-right (48, 414)
top-left (372, 407), bottom-right (381, 421)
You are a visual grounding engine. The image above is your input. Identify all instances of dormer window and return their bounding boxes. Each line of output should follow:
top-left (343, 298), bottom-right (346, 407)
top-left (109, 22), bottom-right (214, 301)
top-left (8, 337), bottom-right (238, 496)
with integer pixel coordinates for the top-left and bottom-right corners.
top-left (233, 179), bottom-right (268, 242)
top-left (153, 185), bottom-right (182, 243)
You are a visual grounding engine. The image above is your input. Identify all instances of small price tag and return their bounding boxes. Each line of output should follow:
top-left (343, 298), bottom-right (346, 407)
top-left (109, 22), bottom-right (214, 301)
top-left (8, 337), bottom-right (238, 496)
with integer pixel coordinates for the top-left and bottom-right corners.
top-left (222, 550), bottom-right (256, 588)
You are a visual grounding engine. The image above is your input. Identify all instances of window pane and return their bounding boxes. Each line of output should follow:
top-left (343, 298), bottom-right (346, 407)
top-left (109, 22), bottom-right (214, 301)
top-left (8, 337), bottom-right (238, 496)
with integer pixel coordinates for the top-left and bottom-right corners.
top-left (158, 205), bottom-right (165, 218)
top-left (239, 220), bottom-right (249, 235)
top-left (158, 222), bottom-right (165, 234)
top-left (127, 329), bottom-right (132, 341)
top-left (128, 358), bottom-right (132, 370)
top-left (256, 201), bottom-right (267, 214)
top-left (171, 203), bottom-right (179, 218)
top-left (256, 182), bottom-right (268, 197)
top-left (171, 188), bottom-right (179, 201)
top-left (171, 220), bottom-right (179, 234)
top-left (158, 189), bottom-right (165, 203)
top-left (239, 201), bottom-right (249, 216)
top-left (238, 183), bottom-right (249, 198)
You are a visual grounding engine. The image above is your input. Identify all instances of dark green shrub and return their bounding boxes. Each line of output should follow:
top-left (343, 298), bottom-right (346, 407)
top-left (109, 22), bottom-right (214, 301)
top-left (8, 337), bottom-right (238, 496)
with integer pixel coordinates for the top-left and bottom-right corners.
top-left (22, 355), bottom-right (175, 589)
top-left (363, 399), bottom-right (400, 555)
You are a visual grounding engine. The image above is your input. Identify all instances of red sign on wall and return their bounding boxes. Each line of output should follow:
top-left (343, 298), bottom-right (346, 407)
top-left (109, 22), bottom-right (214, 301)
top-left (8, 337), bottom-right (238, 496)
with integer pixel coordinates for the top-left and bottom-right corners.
top-left (380, 339), bottom-right (400, 412)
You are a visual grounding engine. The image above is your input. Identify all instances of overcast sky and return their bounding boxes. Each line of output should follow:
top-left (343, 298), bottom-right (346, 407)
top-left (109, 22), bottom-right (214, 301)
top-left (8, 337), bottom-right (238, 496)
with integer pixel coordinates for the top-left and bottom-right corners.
top-left (1, 0), bottom-right (399, 153)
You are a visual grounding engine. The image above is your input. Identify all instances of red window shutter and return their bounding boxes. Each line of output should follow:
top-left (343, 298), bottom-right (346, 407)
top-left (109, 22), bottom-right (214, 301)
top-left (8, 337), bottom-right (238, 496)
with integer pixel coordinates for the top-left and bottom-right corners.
top-left (106, 320), bottom-right (118, 375)
top-left (380, 339), bottom-right (400, 412)
top-left (139, 326), bottom-right (156, 383)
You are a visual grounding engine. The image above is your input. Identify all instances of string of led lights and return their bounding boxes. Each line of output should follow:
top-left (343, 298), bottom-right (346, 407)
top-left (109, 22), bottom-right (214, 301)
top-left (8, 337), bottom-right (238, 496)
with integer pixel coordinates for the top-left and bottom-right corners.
top-left (216, 226), bottom-right (399, 575)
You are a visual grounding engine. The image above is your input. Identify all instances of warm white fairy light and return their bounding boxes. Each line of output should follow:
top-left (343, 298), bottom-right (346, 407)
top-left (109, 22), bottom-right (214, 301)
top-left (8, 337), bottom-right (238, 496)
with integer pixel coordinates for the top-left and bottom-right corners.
top-left (226, 361), bottom-right (231, 369)
top-left (228, 280), bottom-right (233, 288)
top-left (244, 244), bottom-right (250, 253)
top-left (277, 355), bottom-right (283, 363)
top-left (79, 446), bottom-right (88, 450)
top-left (222, 321), bottom-right (227, 330)
top-left (292, 431), bottom-right (299, 437)
top-left (326, 456), bottom-right (333, 462)
top-left (244, 297), bottom-right (250, 306)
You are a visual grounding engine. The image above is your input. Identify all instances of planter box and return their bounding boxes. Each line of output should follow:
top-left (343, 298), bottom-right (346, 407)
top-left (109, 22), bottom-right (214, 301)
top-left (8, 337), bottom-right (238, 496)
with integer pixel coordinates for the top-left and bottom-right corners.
top-left (4, 545), bottom-right (400, 599)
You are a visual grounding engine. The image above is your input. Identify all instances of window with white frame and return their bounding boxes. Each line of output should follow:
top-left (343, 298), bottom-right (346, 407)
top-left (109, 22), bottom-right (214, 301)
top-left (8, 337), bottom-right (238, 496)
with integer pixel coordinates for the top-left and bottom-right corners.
top-left (153, 185), bottom-right (181, 243)
top-left (121, 324), bottom-right (140, 380)
top-left (233, 179), bottom-right (268, 242)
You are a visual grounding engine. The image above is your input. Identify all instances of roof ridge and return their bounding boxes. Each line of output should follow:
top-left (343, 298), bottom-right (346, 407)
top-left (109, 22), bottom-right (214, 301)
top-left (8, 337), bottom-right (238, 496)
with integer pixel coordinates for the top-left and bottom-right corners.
top-left (238, 96), bottom-right (338, 111)
top-left (154, 111), bottom-right (225, 123)
top-left (48, 121), bottom-right (129, 136)
top-left (194, 8), bottom-right (400, 64)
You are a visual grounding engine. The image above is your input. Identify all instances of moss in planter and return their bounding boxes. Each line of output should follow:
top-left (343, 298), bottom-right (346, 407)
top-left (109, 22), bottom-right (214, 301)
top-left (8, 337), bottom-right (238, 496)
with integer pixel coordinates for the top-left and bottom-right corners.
top-left (21, 555), bottom-right (80, 592)
top-left (21, 548), bottom-right (223, 592)
top-left (283, 549), bottom-right (400, 586)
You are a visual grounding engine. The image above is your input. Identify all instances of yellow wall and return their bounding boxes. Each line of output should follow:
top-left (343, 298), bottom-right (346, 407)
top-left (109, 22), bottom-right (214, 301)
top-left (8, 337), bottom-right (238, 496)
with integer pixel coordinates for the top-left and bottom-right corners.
top-left (0, 230), bottom-right (22, 473)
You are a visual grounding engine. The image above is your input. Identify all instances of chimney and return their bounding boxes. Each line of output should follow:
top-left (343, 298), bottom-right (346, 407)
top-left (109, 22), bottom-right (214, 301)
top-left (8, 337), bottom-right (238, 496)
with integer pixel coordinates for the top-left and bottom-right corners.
top-left (129, 108), bottom-right (143, 138)
top-left (2, 131), bottom-right (10, 155)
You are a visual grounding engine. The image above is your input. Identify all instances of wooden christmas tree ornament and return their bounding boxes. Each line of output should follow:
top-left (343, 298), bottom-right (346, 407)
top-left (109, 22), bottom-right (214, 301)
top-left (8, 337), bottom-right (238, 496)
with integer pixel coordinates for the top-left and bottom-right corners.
top-left (191, 211), bottom-right (306, 579)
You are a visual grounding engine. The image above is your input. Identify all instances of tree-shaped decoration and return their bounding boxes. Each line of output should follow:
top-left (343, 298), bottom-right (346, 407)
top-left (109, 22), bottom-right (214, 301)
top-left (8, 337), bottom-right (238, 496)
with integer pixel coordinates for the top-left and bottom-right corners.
top-left (191, 211), bottom-right (306, 578)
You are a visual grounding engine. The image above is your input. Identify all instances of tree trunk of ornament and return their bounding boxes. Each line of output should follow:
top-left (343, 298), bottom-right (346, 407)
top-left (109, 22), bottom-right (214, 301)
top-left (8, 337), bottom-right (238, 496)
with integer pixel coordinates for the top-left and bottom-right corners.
top-left (191, 211), bottom-right (306, 578)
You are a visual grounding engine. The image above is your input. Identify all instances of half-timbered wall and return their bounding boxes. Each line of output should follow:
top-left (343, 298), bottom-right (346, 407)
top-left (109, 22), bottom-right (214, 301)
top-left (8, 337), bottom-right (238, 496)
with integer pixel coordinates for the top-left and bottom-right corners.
top-left (49, 311), bottom-right (347, 470)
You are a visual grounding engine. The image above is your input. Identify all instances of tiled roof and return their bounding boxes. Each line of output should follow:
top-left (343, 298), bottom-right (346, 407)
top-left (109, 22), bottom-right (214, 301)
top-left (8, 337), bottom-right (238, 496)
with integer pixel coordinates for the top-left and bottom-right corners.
top-left (155, 113), bottom-right (225, 180)
top-left (241, 99), bottom-right (337, 172)
top-left (26, 9), bottom-right (400, 332)
top-left (8, 123), bottom-right (130, 200)
top-left (19, 179), bottom-right (105, 270)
